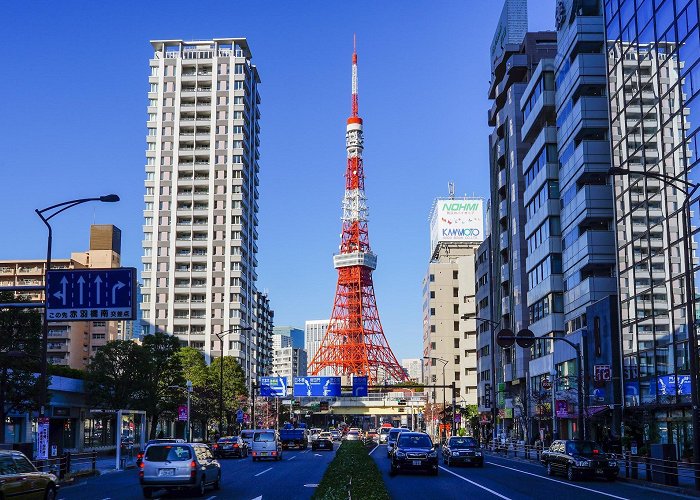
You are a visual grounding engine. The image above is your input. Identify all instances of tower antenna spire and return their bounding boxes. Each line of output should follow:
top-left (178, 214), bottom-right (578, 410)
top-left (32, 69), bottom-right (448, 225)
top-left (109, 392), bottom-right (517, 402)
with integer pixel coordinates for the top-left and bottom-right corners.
top-left (351, 35), bottom-right (358, 118)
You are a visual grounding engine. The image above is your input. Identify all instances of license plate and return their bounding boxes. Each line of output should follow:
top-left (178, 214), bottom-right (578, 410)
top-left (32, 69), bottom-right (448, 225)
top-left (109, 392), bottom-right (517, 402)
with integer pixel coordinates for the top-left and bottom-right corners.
top-left (596, 468), bottom-right (603, 474)
top-left (261, 452), bottom-right (268, 456)
top-left (158, 468), bottom-right (175, 476)
top-left (412, 460), bottom-right (422, 465)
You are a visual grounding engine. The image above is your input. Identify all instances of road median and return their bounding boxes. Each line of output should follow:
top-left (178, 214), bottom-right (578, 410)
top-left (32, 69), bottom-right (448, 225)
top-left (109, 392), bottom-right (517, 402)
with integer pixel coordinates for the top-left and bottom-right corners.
top-left (313, 441), bottom-right (390, 500)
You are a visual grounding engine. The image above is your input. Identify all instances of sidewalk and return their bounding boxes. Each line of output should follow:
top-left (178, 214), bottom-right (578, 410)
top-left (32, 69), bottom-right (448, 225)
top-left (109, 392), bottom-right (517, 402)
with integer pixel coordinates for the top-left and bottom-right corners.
top-left (483, 448), bottom-right (700, 497)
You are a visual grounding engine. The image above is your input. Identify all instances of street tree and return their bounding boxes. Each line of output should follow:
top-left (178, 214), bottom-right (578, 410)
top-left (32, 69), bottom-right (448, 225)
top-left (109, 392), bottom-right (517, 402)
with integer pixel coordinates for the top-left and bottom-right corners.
top-left (136, 332), bottom-right (184, 438)
top-left (0, 293), bottom-right (43, 443)
top-left (208, 356), bottom-right (248, 434)
top-left (86, 340), bottom-right (143, 410)
top-left (176, 347), bottom-right (216, 437)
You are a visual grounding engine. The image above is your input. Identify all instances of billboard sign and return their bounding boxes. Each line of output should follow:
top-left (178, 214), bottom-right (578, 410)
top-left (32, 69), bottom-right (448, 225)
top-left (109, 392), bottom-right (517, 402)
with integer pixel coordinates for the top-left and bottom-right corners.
top-left (293, 377), bottom-right (342, 397)
top-left (259, 376), bottom-right (287, 397)
top-left (177, 405), bottom-right (188, 421)
top-left (430, 198), bottom-right (484, 253)
top-left (655, 375), bottom-right (691, 396)
top-left (46, 268), bottom-right (137, 321)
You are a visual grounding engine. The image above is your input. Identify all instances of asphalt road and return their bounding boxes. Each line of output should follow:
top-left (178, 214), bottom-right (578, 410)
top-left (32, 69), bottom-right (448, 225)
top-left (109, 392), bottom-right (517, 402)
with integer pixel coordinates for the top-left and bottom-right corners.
top-left (58, 445), bottom-right (337, 500)
top-left (372, 444), bottom-right (695, 500)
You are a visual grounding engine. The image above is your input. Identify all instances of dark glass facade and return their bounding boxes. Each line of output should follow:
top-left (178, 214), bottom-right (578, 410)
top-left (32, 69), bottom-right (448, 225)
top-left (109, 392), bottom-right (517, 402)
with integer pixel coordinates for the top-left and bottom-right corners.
top-left (605, 0), bottom-right (700, 458)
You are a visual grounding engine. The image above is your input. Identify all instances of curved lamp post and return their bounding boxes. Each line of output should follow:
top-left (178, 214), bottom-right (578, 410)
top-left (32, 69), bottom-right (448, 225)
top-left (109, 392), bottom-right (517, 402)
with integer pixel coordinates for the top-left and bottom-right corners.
top-left (35, 195), bottom-right (119, 417)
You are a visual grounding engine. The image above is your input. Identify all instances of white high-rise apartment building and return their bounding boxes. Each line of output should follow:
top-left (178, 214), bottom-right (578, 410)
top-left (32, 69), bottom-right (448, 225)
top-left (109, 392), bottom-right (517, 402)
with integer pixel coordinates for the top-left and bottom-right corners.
top-left (141, 39), bottom-right (261, 381)
top-left (304, 320), bottom-right (333, 376)
top-left (401, 358), bottom-right (423, 383)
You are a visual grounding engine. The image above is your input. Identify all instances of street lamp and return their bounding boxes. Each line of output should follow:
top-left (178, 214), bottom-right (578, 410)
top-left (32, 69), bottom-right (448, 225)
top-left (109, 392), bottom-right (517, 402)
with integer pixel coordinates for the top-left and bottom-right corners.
top-left (168, 381), bottom-right (193, 441)
top-left (214, 326), bottom-right (253, 436)
top-left (610, 166), bottom-right (700, 487)
top-left (35, 194), bottom-right (119, 417)
top-left (423, 356), bottom-right (447, 442)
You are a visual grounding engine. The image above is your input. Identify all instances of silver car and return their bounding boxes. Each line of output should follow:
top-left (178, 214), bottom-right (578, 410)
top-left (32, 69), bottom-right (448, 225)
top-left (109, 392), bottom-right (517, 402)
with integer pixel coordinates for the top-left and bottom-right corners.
top-left (139, 443), bottom-right (220, 498)
top-left (240, 429), bottom-right (256, 449)
top-left (251, 430), bottom-right (283, 461)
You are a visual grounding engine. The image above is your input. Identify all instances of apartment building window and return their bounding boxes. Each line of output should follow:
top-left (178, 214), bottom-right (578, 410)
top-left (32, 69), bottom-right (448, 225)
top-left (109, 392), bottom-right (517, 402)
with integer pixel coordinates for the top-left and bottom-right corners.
top-left (149, 83), bottom-right (158, 93)
top-left (429, 274), bottom-right (435, 282)
top-left (430, 325), bottom-right (436, 333)
top-left (453, 271), bottom-right (458, 279)
top-left (453, 304), bottom-right (459, 314)
top-left (454, 321), bottom-right (459, 331)
top-left (430, 291), bottom-right (435, 299)
top-left (92, 333), bottom-right (106, 340)
top-left (430, 308), bottom-right (435, 316)
top-left (234, 81), bottom-right (244, 90)
top-left (234, 64), bottom-right (244, 74)
top-left (93, 322), bottom-right (106, 327)
top-left (453, 287), bottom-right (458, 297)
top-left (454, 338), bottom-right (459, 348)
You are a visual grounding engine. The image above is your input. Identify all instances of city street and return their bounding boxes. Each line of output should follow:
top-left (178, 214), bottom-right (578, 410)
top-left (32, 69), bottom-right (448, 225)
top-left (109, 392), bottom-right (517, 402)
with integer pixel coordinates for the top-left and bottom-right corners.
top-left (372, 445), bottom-right (694, 500)
top-left (58, 446), bottom-right (337, 500)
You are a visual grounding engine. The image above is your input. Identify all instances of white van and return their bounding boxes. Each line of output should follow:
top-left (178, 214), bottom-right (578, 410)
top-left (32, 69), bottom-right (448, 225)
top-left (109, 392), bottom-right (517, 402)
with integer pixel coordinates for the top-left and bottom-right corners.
top-left (251, 430), bottom-right (282, 461)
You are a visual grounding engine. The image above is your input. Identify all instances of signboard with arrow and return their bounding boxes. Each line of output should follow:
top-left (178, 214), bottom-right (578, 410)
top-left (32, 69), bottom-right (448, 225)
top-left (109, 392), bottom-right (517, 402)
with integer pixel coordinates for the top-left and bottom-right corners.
top-left (46, 268), bottom-right (136, 321)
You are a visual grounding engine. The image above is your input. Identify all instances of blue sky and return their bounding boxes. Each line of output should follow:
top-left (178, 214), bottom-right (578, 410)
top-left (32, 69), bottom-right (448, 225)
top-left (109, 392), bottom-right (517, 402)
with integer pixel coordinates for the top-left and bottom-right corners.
top-left (1, 0), bottom-right (555, 361)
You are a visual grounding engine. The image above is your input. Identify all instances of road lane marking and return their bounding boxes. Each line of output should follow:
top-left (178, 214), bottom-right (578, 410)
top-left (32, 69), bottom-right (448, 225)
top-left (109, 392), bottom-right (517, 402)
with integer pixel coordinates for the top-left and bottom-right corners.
top-left (287, 455), bottom-right (297, 460)
top-left (205, 497), bottom-right (216, 500)
top-left (254, 467), bottom-right (273, 477)
top-left (486, 461), bottom-right (629, 499)
top-left (439, 466), bottom-right (512, 499)
top-left (251, 496), bottom-right (262, 500)
top-left (368, 445), bottom-right (379, 456)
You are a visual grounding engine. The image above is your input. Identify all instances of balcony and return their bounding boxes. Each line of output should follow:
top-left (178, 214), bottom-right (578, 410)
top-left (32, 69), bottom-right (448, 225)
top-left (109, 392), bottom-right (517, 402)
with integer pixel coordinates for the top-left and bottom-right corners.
top-left (499, 199), bottom-right (508, 221)
top-left (501, 297), bottom-right (510, 315)
top-left (498, 169), bottom-right (507, 190)
top-left (500, 263), bottom-right (510, 284)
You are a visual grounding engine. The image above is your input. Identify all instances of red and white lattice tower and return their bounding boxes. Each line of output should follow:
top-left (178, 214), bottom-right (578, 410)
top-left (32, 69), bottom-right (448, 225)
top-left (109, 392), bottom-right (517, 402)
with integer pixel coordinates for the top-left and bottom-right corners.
top-left (308, 38), bottom-right (407, 384)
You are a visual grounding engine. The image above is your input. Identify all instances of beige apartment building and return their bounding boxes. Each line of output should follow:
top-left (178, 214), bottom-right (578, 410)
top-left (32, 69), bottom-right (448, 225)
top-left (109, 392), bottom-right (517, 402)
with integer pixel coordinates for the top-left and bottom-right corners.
top-left (0, 225), bottom-right (126, 369)
top-left (422, 242), bottom-right (480, 413)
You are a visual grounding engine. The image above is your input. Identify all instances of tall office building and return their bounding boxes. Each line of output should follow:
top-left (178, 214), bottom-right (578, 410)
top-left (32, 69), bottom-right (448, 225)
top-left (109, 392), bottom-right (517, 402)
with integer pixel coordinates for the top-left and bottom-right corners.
top-left (423, 198), bottom-right (482, 410)
top-left (485, 0), bottom-right (557, 438)
top-left (0, 225), bottom-right (124, 369)
top-left (605, 0), bottom-right (700, 456)
top-left (273, 347), bottom-right (307, 380)
top-left (305, 320), bottom-right (333, 376)
top-left (272, 331), bottom-right (293, 352)
top-left (141, 39), bottom-right (262, 383)
top-left (273, 326), bottom-right (305, 350)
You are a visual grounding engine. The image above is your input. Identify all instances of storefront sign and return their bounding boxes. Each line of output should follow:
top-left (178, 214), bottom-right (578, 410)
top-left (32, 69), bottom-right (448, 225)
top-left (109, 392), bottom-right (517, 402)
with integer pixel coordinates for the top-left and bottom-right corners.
top-left (177, 405), bottom-right (188, 421)
top-left (555, 400), bottom-right (569, 418)
top-left (53, 407), bottom-right (70, 417)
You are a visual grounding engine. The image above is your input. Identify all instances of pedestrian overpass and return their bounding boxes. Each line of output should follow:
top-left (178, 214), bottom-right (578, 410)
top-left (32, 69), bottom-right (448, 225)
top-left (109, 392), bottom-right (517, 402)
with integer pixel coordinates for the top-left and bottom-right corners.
top-left (300, 393), bottom-right (427, 415)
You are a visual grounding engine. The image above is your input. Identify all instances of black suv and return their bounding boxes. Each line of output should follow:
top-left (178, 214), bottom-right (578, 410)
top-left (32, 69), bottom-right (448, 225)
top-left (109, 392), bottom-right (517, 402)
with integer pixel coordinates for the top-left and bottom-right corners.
top-left (541, 440), bottom-right (619, 481)
top-left (390, 432), bottom-right (438, 476)
top-left (442, 436), bottom-right (483, 467)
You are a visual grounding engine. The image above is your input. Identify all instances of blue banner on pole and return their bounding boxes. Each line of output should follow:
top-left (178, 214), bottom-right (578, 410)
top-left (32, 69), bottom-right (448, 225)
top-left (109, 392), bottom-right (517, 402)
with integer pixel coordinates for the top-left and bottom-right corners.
top-left (293, 377), bottom-right (341, 397)
top-left (352, 376), bottom-right (368, 397)
top-left (259, 377), bottom-right (287, 397)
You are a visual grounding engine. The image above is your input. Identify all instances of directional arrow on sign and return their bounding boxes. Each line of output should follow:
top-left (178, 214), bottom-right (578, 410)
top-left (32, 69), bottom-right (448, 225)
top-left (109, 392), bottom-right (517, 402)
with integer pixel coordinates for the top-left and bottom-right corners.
top-left (53, 277), bottom-right (68, 306)
top-left (112, 281), bottom-right (125, 304)
top-left (77, 276), bottom-right (86, 304)
top-left (94, 276), bottom-right (102, 305)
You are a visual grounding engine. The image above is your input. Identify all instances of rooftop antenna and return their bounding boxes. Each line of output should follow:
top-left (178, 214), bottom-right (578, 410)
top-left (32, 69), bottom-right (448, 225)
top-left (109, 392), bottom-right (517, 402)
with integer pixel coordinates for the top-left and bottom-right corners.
top-left (448, 182), bottom-right (455, 199)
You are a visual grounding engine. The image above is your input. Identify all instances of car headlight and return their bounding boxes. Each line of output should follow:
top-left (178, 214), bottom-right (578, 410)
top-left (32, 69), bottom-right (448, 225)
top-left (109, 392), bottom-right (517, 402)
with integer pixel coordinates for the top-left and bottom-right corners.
top-left (575, 460), bottom-right (590, 467)
top-left (395, 451), bottom-right (406, 458)
top-left (428, 450), bottom-right (438, 458)
top-left (609, 460), bottom-right (617, 467)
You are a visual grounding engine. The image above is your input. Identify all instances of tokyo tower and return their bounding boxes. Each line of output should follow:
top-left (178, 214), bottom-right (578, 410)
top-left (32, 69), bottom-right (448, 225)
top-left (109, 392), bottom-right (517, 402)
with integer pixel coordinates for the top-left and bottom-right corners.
top-left (308, 39), bottom-right (407, 384)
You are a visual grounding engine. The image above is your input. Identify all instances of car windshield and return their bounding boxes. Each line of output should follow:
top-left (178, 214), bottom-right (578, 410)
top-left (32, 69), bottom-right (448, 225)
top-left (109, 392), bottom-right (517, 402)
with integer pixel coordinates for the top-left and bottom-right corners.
top-left (240, 431), bottom-right (254, 439)
top-left (144, 445), bottom-right (192, 462)
top-left (398, 434), bottom-right (432, 448)
top-left (565, 441), bottom-right (600, 457)
top-left (254, 432), bottom-right (276, 442)
top-left (388, 430), bottom-right (403, 440)
top-left (380, 428), bottom-right (390, 434)
top-left (449, 437), bottom-right (477, 449)
top-left (218, 438), bottom-right (235, 443)
top-left (348, 431), bottom-right (358, 435)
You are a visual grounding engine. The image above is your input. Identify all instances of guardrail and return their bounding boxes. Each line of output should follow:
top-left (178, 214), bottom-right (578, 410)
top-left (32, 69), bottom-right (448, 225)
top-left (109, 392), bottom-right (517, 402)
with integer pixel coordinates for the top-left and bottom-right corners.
top-left (32, 451), bottom-right (98, 479)
top-left (481, 440), bottom-right (697, 488)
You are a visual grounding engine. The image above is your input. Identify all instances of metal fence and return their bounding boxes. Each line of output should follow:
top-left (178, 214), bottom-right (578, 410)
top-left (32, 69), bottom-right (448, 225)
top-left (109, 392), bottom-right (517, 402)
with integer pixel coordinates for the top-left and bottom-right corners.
top-left (32, 451), bottom-right (98, 479)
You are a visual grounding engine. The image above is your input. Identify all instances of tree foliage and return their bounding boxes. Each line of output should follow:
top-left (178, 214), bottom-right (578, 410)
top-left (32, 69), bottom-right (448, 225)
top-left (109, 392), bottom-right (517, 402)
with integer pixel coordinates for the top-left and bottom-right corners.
top-left (86, 340), bottom-right (143, 410)
top-left (0, 293), bottom-right (43, 443)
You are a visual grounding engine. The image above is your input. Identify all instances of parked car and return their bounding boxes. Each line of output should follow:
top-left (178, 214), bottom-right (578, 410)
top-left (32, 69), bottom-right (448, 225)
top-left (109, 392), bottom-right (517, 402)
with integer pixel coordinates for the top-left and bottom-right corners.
top-left (378, 427), bottom-right (392, 444)
top-left (389, 432), bottom-right (438, 476)
top-left (442, 436), bottom-right (483, 467)
top-left (386, 428), bottom-right (408, 457)
top-left (251, 430), bottom-right (283, 461)
top-left (213, 436), bottom-right (248, 458)
top-left (139, 442), bottom-right (220, 498)
top-left (0, 450), bottom-right (58, 500)
top-left (540, 440), bottom-right (619, 481)
top-left (137, 438), bottom-right (185, 467)
top-left (345, 430), bottom-right (360, 441)
top-left (312, 432), bottom-right (334, 451)
top-left (240, 429), bottom-right (256, 449)
top-left (329, 429), bottom-right (341, 441)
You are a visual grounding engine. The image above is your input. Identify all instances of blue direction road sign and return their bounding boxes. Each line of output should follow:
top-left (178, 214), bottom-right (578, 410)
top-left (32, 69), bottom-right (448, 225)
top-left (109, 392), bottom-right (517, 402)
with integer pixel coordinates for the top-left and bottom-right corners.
top-left (236, 409), bottom-right (244, 423)
top-left (259, 376), bottom-right (287, 397)
top-left (293, 377), bottom-right (342, 397)
top-left (352, 376), bottom-right (368, 397)
top-left (46, 268), bottom-right (136, 322)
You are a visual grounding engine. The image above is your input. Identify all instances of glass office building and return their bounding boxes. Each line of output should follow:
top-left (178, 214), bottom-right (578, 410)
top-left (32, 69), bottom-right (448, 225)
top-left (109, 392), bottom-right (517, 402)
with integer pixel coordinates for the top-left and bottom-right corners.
top-left (605, 0), bottom-right (700, 457)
